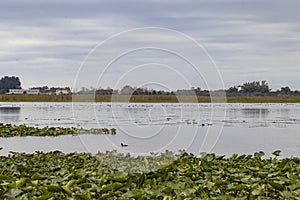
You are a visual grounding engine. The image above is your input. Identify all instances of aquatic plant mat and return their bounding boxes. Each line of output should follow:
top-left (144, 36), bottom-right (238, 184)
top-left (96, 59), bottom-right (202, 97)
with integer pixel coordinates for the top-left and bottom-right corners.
top-left (0, 123), bottom-right (116, 137)
top-left (0, 150), bottom-right (299, 199)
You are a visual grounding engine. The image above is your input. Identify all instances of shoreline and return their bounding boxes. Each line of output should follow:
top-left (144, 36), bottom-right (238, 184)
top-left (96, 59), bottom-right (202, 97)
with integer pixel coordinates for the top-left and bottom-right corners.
top-left (0, 94), bottom-right (300, 103)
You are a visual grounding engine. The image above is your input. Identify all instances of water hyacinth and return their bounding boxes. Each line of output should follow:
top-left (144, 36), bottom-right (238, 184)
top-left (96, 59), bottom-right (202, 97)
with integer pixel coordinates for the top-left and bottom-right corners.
top-left (0, 123), bottom-right (117, 137)
top-left (0, 150), bottom-right (300, 199)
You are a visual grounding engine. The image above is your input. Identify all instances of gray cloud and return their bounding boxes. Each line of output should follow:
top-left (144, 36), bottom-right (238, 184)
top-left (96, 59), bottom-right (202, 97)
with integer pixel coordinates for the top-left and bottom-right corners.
top-left (0, 0), bottom-right (299, 90)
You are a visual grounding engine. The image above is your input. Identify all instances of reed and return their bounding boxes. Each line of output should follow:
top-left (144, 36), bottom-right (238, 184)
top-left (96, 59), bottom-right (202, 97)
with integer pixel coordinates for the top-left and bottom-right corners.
top-left (0, 94), bottom-right (300, 103)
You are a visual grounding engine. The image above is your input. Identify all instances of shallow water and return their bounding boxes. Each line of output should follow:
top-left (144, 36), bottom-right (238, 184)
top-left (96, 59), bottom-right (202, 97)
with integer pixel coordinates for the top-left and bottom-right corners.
top-left (0, 102), bottom-right (300, 157)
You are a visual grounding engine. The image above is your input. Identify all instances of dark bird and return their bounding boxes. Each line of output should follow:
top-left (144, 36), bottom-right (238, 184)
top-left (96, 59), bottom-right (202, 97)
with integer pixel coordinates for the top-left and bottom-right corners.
top-left (121, 143), bottom-right (128, 147)
top-left (0, 147), bottom-right (3, 150)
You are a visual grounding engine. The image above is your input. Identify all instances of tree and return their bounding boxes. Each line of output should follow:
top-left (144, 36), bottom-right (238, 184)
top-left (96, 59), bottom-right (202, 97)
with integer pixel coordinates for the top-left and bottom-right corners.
top-left (96, 88), bottom-right (113, 95)
top-left (280, 86), bottom-right (291, 95)
top-left (133, 88), bottom-right (145, 95)
top-left (193, 87), bottom-right (202, 96)
top-left (260, 81), bottom-right (270, 93)
top-left (240, 81), bottom-right (270, 95)
top-left (0, 76), bottom-right (21, 93)
top-left (120, 85), bottom-right (135, 95)
top-left (226, 86), bottom-right (238, 96)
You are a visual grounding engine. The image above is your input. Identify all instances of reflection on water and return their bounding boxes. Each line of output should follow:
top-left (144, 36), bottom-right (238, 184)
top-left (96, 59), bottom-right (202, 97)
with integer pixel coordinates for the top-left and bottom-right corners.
top-left (242, 108), bottom-right (269, 119)
top-left (0, 107), bottom-right (21, 122)
top-left (0, 107), bottom-right (21, 113)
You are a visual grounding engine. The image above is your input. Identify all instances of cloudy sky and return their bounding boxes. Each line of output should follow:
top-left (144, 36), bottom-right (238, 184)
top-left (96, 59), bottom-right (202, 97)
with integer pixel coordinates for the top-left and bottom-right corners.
top-left (1, 0), bottom-right (299, 91)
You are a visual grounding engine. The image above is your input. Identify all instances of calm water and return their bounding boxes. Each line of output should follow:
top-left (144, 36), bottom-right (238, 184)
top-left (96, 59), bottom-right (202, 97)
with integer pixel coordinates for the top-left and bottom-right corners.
top-left (0, 102), bottom-right (300, 157)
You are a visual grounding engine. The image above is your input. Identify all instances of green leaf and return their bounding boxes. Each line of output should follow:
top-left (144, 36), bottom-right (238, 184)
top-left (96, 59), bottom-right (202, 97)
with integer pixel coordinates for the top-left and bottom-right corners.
top-left (101, 182), bottom-right (123, 193)
top-left (32, 194), bottom-right (54, 200)
top-left (201, 159), bottom-right (211, 171)
top-left (254, 151), bottom-right (265, 159)
top-left (269, 181), bottom-right (284, 191)
top-left (272, 150), bottom-right (281, 157)
top-left (278, 159), bottom-right (289, 170)
top-left (62, 185), bottom-right (73, 195)
top-left (47, 185), bottom-right (62, 192)
top-left (251, 185), bottom-right (265, 196)
top-left (4, 188), bottom-right (22, 198)
top-left (281, 190), bottom-right (292, 198)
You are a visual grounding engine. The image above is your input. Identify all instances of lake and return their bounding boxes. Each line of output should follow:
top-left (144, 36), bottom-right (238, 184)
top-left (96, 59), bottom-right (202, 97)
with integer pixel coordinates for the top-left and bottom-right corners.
top-left (0, 102), bottom-right (300, 157)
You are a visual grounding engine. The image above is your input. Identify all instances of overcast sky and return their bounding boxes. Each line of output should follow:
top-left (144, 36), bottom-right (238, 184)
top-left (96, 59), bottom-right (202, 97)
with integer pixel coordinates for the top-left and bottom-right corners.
top-left (0, 0), bottom-right (299, 90)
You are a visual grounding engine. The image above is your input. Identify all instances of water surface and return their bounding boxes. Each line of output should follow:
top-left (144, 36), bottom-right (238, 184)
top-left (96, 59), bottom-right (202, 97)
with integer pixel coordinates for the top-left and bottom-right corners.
top-left (0, 102), bottom-right (300, 157)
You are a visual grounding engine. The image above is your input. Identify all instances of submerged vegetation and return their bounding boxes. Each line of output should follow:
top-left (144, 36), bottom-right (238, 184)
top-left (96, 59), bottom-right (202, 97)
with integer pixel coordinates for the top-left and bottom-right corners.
top-left (0, 123), bottom-right (117, 137)
top-left (0, 150), bottom-right (299, 199)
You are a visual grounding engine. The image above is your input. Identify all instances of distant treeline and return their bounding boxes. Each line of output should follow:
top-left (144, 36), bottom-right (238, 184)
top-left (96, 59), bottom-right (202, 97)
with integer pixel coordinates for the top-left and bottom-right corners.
top-left (1, 76), bottom-right (299, 97)
top-left (77, 81), bottom-right (300, 97)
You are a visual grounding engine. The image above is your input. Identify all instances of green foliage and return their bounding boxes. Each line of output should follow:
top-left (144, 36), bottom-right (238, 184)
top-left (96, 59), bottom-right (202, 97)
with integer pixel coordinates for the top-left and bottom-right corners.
top-left (0, 123), bottom-right (117, 137)
top-left (240, 80), bottom-right (270, 95)
top-left (272, 150), bottom-right (282, 157)
top-left (0, 76), bottom-right (21, 93)
top-left (0, 151), bottom-right (300, 199)
top-left (226, 86), bottom-right (238, 95)
top-left (280, 86), bottom-right (292, 95)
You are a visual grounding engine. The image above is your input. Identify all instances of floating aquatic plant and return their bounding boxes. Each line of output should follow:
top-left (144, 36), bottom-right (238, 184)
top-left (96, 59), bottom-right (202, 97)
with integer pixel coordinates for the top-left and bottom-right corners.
top-left (0, 150), bottom-right (299, 199)
top-left (0, 123), bottom-right (117, 137)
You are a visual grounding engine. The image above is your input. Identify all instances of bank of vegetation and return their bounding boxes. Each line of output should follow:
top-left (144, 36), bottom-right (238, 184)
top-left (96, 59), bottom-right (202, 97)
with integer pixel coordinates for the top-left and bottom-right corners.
top-left (1, 94), bottom-right (300, 103)
top-left (1, 78), bottom-right (300, 103)
top-left (0, 150), bottom-right (299, 199)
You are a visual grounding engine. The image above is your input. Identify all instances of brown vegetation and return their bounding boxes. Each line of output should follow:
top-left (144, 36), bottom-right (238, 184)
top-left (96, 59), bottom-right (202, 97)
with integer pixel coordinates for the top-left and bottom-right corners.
top-left (1, 94), bottom-right (300, 103)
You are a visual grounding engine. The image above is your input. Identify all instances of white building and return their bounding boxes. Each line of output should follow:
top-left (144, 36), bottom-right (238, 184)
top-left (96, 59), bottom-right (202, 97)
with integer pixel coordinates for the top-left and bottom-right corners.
top-left (8, 89), bottom-right (25, 94)
top-left (55, 89), bottom-right (71, 95)
top-left (26, 89), bottom-right (40, 95)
